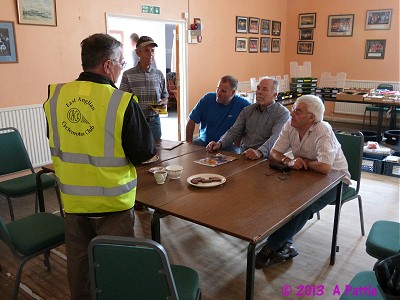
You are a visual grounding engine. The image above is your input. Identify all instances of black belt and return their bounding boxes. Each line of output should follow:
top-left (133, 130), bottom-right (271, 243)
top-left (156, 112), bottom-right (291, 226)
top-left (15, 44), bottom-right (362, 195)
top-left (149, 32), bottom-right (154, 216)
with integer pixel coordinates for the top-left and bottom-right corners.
top-left (146, 115), bottom-right (158, 122)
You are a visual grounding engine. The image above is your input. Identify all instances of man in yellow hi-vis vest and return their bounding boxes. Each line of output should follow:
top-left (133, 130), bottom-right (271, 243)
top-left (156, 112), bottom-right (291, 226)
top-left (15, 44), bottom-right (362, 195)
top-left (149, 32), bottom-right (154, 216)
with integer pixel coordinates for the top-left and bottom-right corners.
top-left (44, 33), bottom-right (156, 299)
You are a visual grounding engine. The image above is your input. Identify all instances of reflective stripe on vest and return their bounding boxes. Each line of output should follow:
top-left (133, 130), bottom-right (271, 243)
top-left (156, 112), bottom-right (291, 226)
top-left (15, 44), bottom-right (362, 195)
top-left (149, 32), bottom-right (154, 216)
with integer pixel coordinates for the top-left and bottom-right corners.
top-left (48, 84), bottom-right (129, 167)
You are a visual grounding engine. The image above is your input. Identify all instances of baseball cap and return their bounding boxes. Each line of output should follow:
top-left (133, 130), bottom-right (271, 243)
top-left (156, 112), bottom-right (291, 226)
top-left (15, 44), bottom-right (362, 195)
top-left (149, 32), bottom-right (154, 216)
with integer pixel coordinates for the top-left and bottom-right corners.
top-left (136, 36), bottom-right (158, 48)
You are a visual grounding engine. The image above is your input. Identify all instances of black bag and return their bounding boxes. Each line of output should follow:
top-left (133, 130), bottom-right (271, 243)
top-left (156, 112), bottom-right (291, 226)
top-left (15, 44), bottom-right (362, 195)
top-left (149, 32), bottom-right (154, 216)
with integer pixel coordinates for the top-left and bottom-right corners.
top-left (374, 253), bottom-right (400, 298)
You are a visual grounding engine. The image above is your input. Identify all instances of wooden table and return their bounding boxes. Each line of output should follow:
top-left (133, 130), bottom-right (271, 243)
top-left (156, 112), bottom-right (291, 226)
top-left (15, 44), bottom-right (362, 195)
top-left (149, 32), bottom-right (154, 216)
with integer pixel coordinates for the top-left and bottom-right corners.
top-left (325, 96), bottom-right (400, 142)
top-left (137, 157), bottom-right (344, 300)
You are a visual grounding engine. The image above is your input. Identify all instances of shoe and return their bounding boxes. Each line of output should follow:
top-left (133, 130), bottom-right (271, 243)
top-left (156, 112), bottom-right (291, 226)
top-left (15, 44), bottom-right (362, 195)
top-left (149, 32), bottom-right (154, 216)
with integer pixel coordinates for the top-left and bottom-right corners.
top-left (255, 245), bottom-right (274, 269)
top-left (269, 243), bottom-right (298, 265)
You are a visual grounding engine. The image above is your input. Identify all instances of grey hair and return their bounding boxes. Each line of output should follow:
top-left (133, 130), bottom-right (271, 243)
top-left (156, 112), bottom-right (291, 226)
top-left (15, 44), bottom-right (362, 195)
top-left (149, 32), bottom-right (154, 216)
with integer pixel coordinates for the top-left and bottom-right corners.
top-left (295, 95), bottom-right (325, 122)
top-left (220, 75), bottom-right (238, 90)
top-left (81, 33), bottom-right (122, 71)
top-left (260, 77), bottom-right (279, 93)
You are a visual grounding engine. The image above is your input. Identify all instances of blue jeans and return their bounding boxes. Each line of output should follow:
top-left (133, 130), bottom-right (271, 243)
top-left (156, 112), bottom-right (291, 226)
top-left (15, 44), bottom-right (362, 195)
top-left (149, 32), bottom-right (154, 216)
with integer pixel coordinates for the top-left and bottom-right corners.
top-left (147, 115), bottom-right (161, 142)
top-left (193, 138), bottom-right (240, 154)
top-left (263, 183), bottom-right (350, 251)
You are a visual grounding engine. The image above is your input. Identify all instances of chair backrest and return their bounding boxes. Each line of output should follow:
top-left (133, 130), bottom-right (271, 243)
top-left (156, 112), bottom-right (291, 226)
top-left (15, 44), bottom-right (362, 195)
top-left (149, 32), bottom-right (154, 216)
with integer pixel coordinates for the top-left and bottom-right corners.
top-left (0, 216), bottom-right (18, 256)
top-left (377, 84), bottom-right (393, 91)
top-left (88, 236), bottom-right (179, 300)
top-left (335, 131), bottom-right (364, 184)
top-left (0, 127), bottom-right (34, 176)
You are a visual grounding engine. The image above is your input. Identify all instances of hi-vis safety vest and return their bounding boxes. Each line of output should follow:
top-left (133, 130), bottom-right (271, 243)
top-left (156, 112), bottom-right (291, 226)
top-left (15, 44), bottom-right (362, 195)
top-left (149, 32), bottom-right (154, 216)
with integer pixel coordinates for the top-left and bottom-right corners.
top-left (44, 81), bottom-right (138, 214)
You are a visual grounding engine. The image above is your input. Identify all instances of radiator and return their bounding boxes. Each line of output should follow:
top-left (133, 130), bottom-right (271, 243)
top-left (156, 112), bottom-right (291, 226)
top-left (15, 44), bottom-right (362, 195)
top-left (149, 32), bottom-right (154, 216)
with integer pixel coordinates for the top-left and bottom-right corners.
top-left (334, 80), bottom-right (400, 115)
top-left (0, 105), bottom-right (51, 167)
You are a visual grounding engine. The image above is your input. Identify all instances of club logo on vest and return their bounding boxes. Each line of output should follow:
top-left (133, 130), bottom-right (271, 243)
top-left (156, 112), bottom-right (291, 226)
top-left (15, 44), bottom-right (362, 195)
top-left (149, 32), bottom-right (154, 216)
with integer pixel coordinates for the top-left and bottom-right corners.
top-left (67, 108), bottom-right (90, 124)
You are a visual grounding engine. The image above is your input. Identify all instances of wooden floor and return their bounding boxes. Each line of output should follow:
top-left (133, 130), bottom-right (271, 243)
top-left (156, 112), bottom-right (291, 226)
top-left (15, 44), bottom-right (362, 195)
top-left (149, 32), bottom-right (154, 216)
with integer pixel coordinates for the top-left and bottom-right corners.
top-left (0, 170), bottom-right (398, 300)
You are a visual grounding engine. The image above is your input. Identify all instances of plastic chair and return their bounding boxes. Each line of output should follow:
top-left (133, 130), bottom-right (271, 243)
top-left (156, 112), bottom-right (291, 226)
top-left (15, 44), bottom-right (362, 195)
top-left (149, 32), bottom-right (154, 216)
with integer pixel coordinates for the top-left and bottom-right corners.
top-left (0, 212), bottom-right (65, 300)
top-left (366, 220), bottom-right (400, 260)
top-left (89, 235), bottom-right (201, 300)
top-left (317, 132), bottom-right (365, 236)
top-left (362, 84), bottom-right (393, 128)
top-left (0, 127), bottom-right (62, 221)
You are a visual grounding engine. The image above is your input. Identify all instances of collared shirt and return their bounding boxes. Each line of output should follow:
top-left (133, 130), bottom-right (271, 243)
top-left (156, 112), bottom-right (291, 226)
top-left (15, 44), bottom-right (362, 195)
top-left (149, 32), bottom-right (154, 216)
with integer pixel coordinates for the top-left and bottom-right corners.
top-left (119, 64), bottom-right (168, 117)
top-left (219, 102), bottom-right (290, 157)
top-left (272, 121), bottom-right (351, 184)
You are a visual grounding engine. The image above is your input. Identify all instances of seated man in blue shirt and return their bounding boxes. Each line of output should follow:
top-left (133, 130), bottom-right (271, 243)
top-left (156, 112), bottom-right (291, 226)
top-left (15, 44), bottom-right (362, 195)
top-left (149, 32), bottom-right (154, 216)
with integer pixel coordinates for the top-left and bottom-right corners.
top-left (206, 77), bottom-right (290, 160)
top-left (186, 75), bottom-right (251, 153)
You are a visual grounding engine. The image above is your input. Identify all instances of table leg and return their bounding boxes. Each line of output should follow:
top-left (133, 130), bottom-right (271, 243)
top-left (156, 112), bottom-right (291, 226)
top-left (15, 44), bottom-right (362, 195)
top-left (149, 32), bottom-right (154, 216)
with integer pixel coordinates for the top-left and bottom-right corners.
top-left (330, 181), bottom-right (343, 265)
top-left (151, 211), bottom-right (168, 243)
top-left (246, 243), bottom-right (256, 300)
top-left (376, 107), bottom-right (384, 142)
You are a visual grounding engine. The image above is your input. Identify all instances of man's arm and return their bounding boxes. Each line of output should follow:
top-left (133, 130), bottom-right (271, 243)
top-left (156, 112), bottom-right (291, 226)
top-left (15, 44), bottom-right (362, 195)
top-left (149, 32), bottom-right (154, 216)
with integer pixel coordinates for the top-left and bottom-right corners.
top-left (122, 99), bottom-right (157, 166)
top-left (218, 110), bottom-right (246, 147)
top-left (185, 118), bottom-right (196, 143)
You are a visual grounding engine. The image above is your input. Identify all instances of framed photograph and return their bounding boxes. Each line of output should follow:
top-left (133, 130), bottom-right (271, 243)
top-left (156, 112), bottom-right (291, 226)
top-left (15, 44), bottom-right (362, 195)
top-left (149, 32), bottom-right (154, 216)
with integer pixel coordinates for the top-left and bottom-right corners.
top-left (17, 0), bottom-right (57, 26)
top-left (236, 16), bottom-right (248, 33)
top-left (248, 18), bottom-right (260, 34)
top-left (327, 14), bottom-right (354, 37)
top-left (249, 38), bottom-right (259, 53)
top-left (272, 21), bottom-right (281, 36)
top-left (261, 19), bottom-right (271, 35)
top-left (0, 21), bottom-right (18, 63)
top-left (260, 37), bottom-right (270, 53)
top-left (299, 29), bottom-right (313, 40)
top-left (364, 39), bottom-right (386, 59)
top-left (365, 9), bottom-right (392, 30)
top-left (235, 37), bottom-right (248, 52)
top-left (271, 38), bottom-right (280, 53)
top-left (297, 41), bottom-right (314, 55)
top-left (299, 13), bottom-right (316, 28)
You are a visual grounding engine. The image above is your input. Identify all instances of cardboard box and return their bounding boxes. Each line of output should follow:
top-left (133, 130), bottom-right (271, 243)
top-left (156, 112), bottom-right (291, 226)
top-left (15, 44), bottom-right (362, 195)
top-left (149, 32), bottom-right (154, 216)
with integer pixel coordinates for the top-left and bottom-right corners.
top-left (336, 90), bottom-right (370, 102)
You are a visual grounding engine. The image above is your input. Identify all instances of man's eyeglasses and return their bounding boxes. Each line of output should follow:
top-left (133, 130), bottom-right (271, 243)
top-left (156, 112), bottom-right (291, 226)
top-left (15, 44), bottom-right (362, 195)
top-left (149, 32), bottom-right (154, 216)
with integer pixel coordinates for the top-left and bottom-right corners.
top-left (291, 107), bottom-right (312, 116)
top-left (112, 60), bottom-right (127, 69)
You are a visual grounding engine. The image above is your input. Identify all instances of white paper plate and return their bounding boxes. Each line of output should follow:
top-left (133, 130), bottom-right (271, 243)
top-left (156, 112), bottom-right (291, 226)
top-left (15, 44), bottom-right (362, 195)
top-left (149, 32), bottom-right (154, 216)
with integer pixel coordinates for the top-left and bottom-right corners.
top-left (148, 166), bottom-right (166, 173)
top-left (187, 173), bottom-right (226, 188)
top-left (142, 155), bottom-right (159, 165)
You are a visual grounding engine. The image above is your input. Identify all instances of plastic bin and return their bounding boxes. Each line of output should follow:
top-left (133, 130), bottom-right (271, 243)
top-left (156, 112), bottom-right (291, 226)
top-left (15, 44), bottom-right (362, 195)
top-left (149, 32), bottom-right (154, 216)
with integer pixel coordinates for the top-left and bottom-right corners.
top-left (361, 157), bottom-right (383, 174)
top-left (382, 152), bottom-right (400, 177)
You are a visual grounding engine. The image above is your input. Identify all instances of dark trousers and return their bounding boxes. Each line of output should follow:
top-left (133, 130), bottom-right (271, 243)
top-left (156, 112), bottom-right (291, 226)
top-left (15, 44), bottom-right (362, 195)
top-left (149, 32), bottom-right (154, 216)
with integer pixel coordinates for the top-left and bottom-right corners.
top-left (65, 208), bottom-right (135, 300)
top-left (146, 115), bottom-right (161, 142)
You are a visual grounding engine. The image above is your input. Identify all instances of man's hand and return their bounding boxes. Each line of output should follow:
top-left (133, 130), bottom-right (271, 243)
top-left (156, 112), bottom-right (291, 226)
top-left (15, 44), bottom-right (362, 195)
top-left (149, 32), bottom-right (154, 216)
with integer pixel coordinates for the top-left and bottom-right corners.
top-left (206, 141), bottom-right (221, 152)
top-left (287, 157), bottom-right (308, 170)
top-left (242, 148), bottom-right (262, 160)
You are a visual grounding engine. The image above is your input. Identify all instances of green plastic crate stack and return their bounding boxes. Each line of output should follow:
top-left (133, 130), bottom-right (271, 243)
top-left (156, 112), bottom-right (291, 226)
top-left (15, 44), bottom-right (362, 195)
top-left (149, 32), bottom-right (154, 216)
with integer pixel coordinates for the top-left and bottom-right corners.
top-left (290, 77), bottom-right (318, 94)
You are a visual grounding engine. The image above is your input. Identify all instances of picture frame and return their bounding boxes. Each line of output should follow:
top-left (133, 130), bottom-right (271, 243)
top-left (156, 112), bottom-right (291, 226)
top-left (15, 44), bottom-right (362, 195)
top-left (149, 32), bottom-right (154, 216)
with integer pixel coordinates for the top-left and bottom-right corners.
top-left (260, 37), bottom-right (270, 53)
top-left (272, 21), bottom-right (281, 36)
top-left (299, 29), bottom-right (313, 40)
top-left (327, 14), bottom-right (354, 37)
top-left (248, 17), bottom-right (260, 34)
top-left (236, 16), bottom-right (248, 33)
top-left (261, 19), bottom-right (271, 35)
top-left (248, 38), bottom-right (259, 53)
top-left (364, 39), bottom-right (386, 59)
top-left (235, 37), bottom-right (248, 52)
top-left (0, 21), bottom-right (18, 63)
top-left (297, 41), bottom-right (314, 55)
top-left (299, 13), bottom-right (316, 28)
top-left (365, 9), bottom-right (392, 30)
top-left (17, 0), bottom-right (57, 26)
top-left (271, 38), bottom-right (280, 53)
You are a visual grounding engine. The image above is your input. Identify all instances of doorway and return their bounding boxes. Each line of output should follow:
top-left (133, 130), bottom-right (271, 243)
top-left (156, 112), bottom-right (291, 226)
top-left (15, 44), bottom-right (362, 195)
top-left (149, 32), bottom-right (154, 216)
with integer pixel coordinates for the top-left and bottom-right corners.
top-left (106, 14), bottom-right (188, 141)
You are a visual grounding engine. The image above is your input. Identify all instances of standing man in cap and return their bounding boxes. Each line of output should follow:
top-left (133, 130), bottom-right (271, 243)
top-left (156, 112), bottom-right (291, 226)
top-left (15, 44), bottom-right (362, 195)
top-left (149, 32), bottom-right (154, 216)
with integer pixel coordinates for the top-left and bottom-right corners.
top-left (120, 35), bottom-right (168, 142)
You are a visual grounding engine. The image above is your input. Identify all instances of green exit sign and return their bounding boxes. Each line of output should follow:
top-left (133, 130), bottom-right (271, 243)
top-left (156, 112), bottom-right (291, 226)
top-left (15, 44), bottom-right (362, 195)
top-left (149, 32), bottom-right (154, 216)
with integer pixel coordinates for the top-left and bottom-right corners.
top-left (141, 5), bottom-right (160, 15)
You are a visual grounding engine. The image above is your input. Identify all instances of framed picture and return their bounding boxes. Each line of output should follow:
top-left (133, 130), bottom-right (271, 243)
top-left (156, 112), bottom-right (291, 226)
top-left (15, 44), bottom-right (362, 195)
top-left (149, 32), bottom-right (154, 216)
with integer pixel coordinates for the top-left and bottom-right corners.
top-left (365, 9), bottom-right (392, 30)
top-left (235, 37), bottom-right (248, 52)
top-left (248, 18), bottom-right (260, 34)
top-left (0, 21), bottom-right (18, 63)
top-left (364, 39), bottom-right (386, 59)
top-left (272, 21), bottom-right (281, 36)
top-left (299, 29), bottom-right (313, 40)
top-left (249, 38), bottom-right (259, 53)
top-left (236, 16), bottom-right (248, 33)
top-left (17, 0), bottom-right (57, 26)
top-left (261, 19), bottom-right (271, 35)
top-left (327, 14), bottom-right (354, 37)
top-left (260, 37), bottom-right (270, 53)
top-left (271, 38), bottom-right (280, 53)
top-left (299, 13), bottom-right (316, 28)
top-left (297, 41), bottom-right (314, 55)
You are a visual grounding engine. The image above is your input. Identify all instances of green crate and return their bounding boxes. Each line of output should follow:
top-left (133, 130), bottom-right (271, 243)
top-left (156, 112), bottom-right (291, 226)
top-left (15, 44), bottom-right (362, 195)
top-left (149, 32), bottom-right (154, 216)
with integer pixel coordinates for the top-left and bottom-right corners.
top-left (361, 158), bottom-right (383, 174)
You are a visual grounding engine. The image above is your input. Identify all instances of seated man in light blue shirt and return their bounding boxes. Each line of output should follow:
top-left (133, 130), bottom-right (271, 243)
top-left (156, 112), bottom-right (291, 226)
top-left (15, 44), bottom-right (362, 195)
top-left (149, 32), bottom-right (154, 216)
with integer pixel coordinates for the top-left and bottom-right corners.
top-left (186, 75), bottom-right (251, 153)
top-left (206, 77), bottom-right (290, 160)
